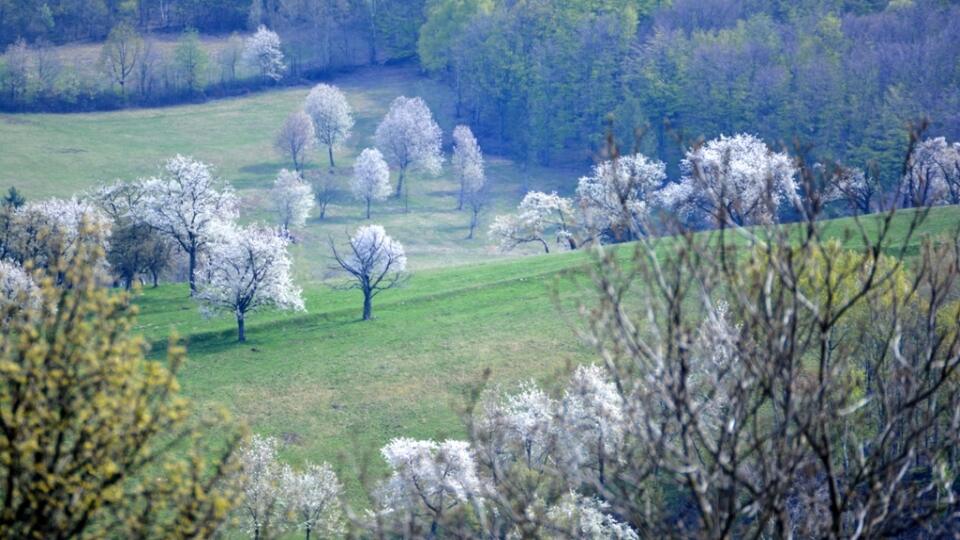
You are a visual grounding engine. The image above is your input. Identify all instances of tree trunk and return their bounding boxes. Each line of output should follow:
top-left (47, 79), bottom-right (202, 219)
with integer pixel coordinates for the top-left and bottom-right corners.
top-left (188, 248), bottom-right (197, 294)
top-left (151, 270), bottom-right (159, 287)
top-left (457, 180), bottom-right (465, 210)
top-left (328, 144), bottom-right (335, 168)
top-left (366, 198), bottom-right (371, 219)
top-left (395, 168), bottom-right (405, 197)
top-left (468, 208), bottom-right (478, 239)
top-left (404, 181), bottom-right (409, 213)
top-left (305, 525), bottom-right (311, 540)
top-left (539, 239), bottom-right (550, 253)
top-left (362, 291), bottom-right (372, 320)
top-left (237, 313), bottom-right (246, 342)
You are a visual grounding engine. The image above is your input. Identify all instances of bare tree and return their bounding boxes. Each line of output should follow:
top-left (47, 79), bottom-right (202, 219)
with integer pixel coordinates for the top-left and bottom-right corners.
top-left (275, 111), bottom-right (315, 172)
top-left (306, 169), bottom-right (337, 220)
top-left (100, 23), bottom-right (143, 98)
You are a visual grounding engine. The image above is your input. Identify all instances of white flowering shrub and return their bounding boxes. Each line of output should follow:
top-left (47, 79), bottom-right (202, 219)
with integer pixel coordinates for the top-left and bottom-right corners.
top-left (243, 25), bottom-right (286, 81)
top-left (281, 461), bottom-right (344, 539)
top-left (658, 133), bottom-right (799, 225)
top-left (576, 152), bottom-right (666, 241)
top-left (489, 192), bottom-right (576, 253)
top-left (272, 169), bottom-right (315, 234)
top-left (351, 148), bottom-right (392, 219)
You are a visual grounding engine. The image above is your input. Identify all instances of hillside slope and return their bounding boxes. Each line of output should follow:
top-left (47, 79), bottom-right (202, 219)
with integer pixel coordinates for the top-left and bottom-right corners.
top-left (136, 206), bottom-right (960, 496)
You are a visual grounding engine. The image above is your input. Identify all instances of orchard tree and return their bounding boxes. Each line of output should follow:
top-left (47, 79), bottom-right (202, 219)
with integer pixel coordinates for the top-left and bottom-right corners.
top-left (576, 152), bottom-right (666, 241)
top-left (452, 125), bottom-right (484, 210)
top-left (375, 96), bottom-right (443, 211)
top-left (329, 224), bottom-right (407, 321)
top-left (281, 462), bottom-right (344, 540)
top-left (377, 438), bottom-right (481, 537)
top-left (6, 198), bottom-right (112, 278)
top-left (304, 84), bottom-right (354, 168)
top-left (272, 169), bottom-right (315, 235)
top-left (306, 169), bottom-right (337, 220)
top-left (100, 22), bottom-right (142, 98)
top-left (489, 191), bottom-right (576, 253)
top-left (658, 134), bottom-right (799, 226)
top-left (464, 176), bottom-right (488, 239)
top-left (95, 180), bottom-right (171, 289)
top-left (141, 155), bottom-right (238, 294)
top-left (902, 137), bottom-right (960, 207)
top-left (237, 435), bottom-right (285, 540)
top-left (275, 111), bottom-right (315, 172)
top-left (0, 238), bottom-right (243, 538)
top-left (195, 224), bottom-right (304, 342)
top-left (351, 148), bottom-right (391, 219)
top-left (244, 25), bottom-right (286, 82)
top-left (0, 259), bottom-right (39, 320)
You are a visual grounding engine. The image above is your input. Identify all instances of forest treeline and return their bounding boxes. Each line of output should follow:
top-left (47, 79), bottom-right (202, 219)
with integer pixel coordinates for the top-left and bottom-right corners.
top-left (2, 0), bottom-right (959, 186)
top-left (417, 0), bottom-right (960, 187)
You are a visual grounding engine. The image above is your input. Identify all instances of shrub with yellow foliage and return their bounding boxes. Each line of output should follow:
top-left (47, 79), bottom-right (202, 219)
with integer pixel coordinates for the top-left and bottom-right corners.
top-left (0, 225), bottom-right (244, 538)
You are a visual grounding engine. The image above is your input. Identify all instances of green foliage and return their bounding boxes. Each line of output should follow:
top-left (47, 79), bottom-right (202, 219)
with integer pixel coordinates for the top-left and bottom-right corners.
top-left (173, 28), bottom-right (208, 93)
top-left (0, 234), bottom-right (243, 537)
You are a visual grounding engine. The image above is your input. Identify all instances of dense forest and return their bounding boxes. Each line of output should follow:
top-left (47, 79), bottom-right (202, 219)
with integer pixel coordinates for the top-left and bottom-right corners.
top-left (417, 0), bottom-right (960, 187)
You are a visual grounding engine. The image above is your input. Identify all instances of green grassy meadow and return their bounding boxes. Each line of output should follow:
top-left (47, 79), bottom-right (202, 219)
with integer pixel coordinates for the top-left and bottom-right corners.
top-left (3, 64), bottom-right (959, 510)
top-left (0, 64), bottom-right (577, 276)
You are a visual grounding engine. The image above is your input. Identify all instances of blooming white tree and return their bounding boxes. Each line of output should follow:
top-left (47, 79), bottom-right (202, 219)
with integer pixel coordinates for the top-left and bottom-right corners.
top-left (243, 25), bottom-right (286, 82)
top-left (351, 148), bottom-right (392, 219)
top-left (576, 152), bottom-right (666, 240)
top-left (281, 462), bottom-right (344, 540)
top-left (452, 125), bottom-right (484, 211)
top-left (329, 225), bottom-right (406, 321)
top-left (303, 84), bottom-right (354, 168)
top-left (658, 134), bottom-right (799, 226)
top-left (557, 365), bottom-right (625, 486)
top-left (195, 224), bottom-right (304, 342)
top-left (275, 111), bottom-right (315, 172)
top-left (9, 197), bottom-right (112, 275)
top-left (544, 493), bottom-right (639, 540)
top-left (489, 192), bottom-right (576, 253)
top-left (272, 169), bottom-right (315, 235)
top-left (237, 435), bottom-right (285, 540)
top-left (0, 259), bottom-right (40, 321)
top-left (821, 165), bottom-right (878, 214)
top-left (902, 137), bottom-right (960, 207)
top-left (377, 438), bottom-right (481, 536)
top-left (140, 155), bottom-right (238, 294)
top-left (375, 96), bottom-right (443, 211)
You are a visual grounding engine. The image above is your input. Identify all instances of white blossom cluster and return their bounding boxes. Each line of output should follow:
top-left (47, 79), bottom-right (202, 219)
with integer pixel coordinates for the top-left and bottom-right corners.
top-left (11, 197), bottom-right (112, 270)
top-left (195, 224), bottom-right (304, 324)
top-left (665, 133), bottom-right (799, 225)
top-left (351, 148), bottom-right (392, 218)
top-left (543, 492), bottom-right (640, 540)
top-left (304, 83), bottom-right (354, 165)
top-left (378, 438), bottom-right (482, 515)
top-left (272, 169), bottom-right (315, 233)
top-left (243, 25), bottom-right (286, 81)
top-left (0, 259), bottom-right (40, 316)
top-left (452, 125), bottom-right (485, 208)
top-left (488, 191), bottom-right (575, 253)
top-left (236, 435), bottom-right (343, 539)
top-left (375, 96), bottom-right (443, 182)
top-left (903, 136), bottom-right (960, 206)
top-left (575, 152), bottom-right (667, 239)
top-left (345, 224), bottom-right (407, 276)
